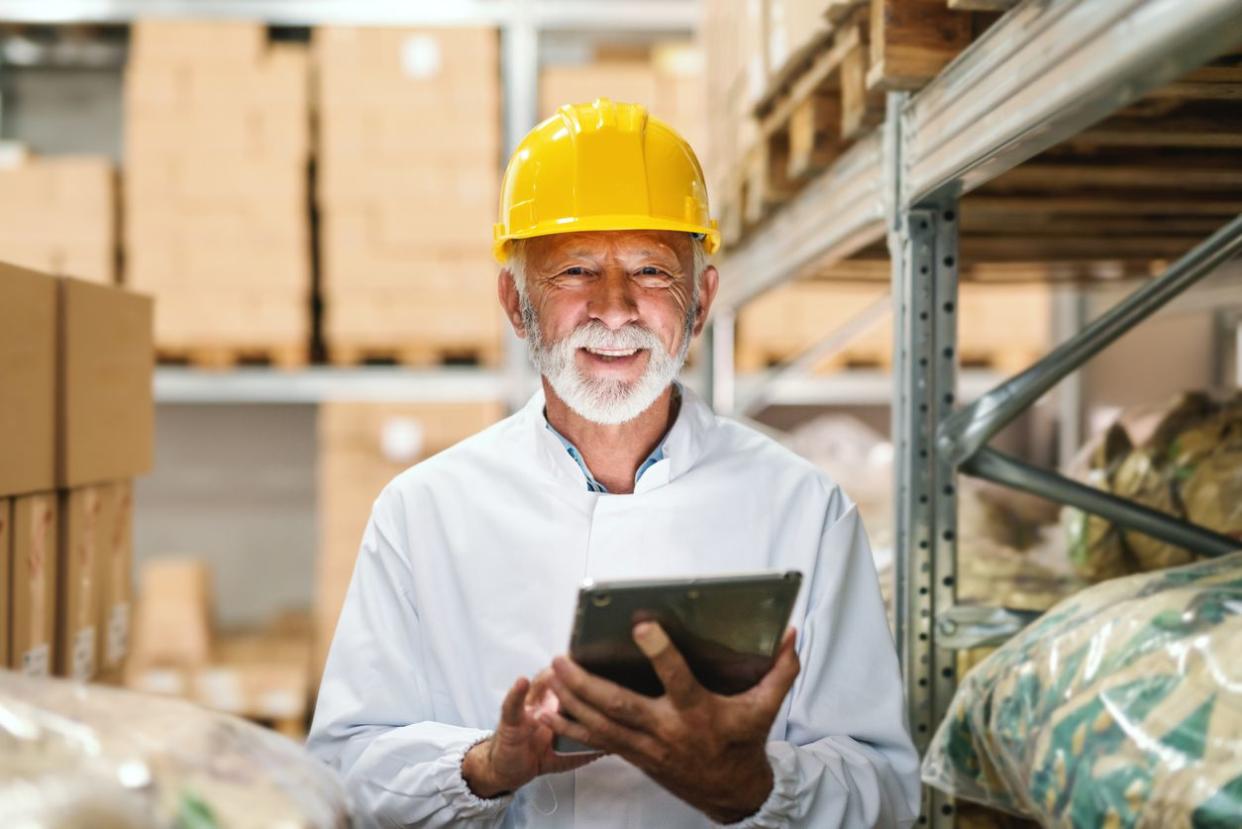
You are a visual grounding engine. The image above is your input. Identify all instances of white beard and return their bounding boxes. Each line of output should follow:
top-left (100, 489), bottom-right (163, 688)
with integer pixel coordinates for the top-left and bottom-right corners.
top-left (521, 299), bottom-right (695, 425)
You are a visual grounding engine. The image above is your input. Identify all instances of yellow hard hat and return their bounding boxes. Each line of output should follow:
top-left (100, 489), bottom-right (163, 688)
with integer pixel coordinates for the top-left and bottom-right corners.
top-left (493, 98), bottom-right (720, 263)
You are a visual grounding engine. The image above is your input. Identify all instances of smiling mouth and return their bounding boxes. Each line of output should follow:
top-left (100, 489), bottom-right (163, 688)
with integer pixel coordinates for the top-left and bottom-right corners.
top-left (581, 347), bottom-right (645, 363)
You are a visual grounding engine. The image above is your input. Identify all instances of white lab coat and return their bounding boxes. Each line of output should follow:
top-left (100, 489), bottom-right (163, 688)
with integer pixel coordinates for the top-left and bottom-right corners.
top-left (308, 385), bottom-right (921, 828)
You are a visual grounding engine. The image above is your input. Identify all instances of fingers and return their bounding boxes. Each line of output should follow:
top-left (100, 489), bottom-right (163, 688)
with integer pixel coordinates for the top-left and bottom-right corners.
top-left (633, 622), bottom-right (703, 708)
top-left (526, 668), bottom-right (559, 717)
top-left (750, 627), bottom-right (801, 708)
top-left (500, 676), bottom-right (531, 729)
top-left (543, 744), bottom-right (606, 774)
top-left (540, 677), bottom-right (664, 762)
top-left (550, 656), bottom-right (658, 732)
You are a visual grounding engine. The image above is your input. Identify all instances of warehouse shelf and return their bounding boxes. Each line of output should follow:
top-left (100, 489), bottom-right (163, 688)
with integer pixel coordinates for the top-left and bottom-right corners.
top-left (154, 367), bottom-right (510, 404)
top-left (0, 0), bottom-right (698, 29)
top-left (153, 365), bottom-right (1008, 409)
top-left (706, 1), bottom-right (1242, 825)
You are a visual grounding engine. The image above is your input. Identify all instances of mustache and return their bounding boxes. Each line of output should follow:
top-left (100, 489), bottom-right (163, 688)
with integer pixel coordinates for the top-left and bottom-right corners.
top-left (558, 320), bottom-right (663, 352)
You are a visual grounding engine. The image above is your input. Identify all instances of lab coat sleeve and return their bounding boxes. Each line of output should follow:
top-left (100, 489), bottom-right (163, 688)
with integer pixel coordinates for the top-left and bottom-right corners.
top-left (306, 486), bottom-right (514, 828)
top-left (726, 503), bottom-right (922, 829)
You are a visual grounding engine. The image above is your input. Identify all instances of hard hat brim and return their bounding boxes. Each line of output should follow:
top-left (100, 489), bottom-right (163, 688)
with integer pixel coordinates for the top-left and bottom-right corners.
top-left (493, 215), bottom-right (720, 264)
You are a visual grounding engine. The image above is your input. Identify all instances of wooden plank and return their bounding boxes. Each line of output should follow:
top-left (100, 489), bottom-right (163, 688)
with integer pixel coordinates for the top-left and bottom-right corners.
top-left (961, 215), bottom-right (1227, 236)
top-left (1146, 65), bottom-right (1242, 99)
top-left (946, 0), bottom-right (1017, 9)
top-left (839, 15), bottom-right (886, 139)
top-left (866, 0), bottom-right (973, 91)
top-left (960, 236), bottom-right (1200, 261)
top-left (964, 194), bottom-right (1242, 216)
top-left (743, 139), bottom-right (798, 227)
top-left (1071, 115), bottom-right (1242, 148)
top-left (825, 0), bottom-right (868, 24)
top-left (788, 93), bottom-right (843, 179)
top-left (987, 164), bottom-right (1242, 190)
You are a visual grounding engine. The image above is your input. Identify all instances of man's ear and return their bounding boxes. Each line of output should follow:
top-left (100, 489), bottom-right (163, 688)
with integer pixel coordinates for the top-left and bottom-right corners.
top-left (498, 268), bottom-right (526, 338)
top-left (692, 265), bottom-right (720, 337)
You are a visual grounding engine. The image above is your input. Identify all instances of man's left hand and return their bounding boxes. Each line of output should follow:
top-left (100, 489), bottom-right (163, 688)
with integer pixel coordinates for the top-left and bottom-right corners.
top-left (537, 623), bottom-right (800, 824)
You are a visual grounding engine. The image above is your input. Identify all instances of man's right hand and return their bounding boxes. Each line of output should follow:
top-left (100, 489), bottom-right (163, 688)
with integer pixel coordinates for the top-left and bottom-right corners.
top-left (461, 674), bottom-right (602, 798)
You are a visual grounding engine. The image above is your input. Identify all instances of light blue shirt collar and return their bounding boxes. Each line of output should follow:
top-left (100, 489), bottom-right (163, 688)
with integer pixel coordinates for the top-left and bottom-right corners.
top-left (542, 389), bottom-right (679, 493)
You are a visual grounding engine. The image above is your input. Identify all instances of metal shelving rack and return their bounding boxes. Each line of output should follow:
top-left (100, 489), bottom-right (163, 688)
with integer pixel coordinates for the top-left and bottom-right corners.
top-left (712, 1), bottom-right (1242, 826)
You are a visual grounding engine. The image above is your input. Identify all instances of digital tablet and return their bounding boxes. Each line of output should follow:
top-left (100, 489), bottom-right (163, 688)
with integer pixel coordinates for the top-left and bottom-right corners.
top-left (553, 570), bottom-right (802, 754)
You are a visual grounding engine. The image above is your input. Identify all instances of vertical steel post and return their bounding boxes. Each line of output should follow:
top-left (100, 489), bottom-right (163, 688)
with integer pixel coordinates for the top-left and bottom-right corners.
top-left (706, 309), bottom-right (737, 416)
top-left (892, 198), bottom-right (960, 828)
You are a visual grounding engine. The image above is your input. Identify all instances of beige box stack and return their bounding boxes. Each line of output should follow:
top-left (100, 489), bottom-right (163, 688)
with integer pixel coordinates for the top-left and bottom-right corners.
top-left (0, 156), bottom-right (117, 284)
top-left (124, 21), bottom-right (311, 361)
top-left (315, 401), bottom-right (505, 679)
top-left (315, 27), bottom-right (504, 366)
top-left (539, 42), bottom-right (708, 157)
top-left (1, 263), bottom-right (150, 681)
top-left (737, 281), bottom-right (1053, 374)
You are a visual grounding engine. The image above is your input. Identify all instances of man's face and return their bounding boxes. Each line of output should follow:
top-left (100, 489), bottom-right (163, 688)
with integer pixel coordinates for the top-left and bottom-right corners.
top-left (506, 229), bottom-right (714, 425)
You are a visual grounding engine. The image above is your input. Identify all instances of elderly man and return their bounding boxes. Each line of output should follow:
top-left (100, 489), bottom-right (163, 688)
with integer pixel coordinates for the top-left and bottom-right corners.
top-left (308, 99), bottom-right (920, 827)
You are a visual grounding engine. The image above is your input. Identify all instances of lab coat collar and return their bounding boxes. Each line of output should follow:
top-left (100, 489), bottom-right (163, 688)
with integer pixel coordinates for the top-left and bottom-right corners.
top-left (520, 380), bottom-right (716, 494)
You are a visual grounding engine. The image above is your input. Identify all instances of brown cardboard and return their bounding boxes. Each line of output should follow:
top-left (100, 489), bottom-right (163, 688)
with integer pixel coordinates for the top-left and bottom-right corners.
top-left (96, 480), bottom-right (134, 674)
top-left (0, 497), bottom-right (10, 666)
top-left (10, 493), bottom-right (58, 675)
top-left (58, 278), bottom-right (155, 487)
top-left (0, 262), bottom-right (57, 496)
top-left (57, 485), bottom-right (102, 680)
top-left (315, 402), bottom-right (504, 678)
top-left (128, 557), bottom-right (212, 672)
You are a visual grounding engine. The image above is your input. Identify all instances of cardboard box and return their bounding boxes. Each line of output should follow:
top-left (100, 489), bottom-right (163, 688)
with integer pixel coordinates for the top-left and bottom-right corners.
top-left (0, 497), bottom-right (10, 667)
top-left (97, 480), bottom-right (134, 674)
top-left (128, 20), bottom-right (267, 67)
top-left (0, 262), bottom-right (57, 496)
top-left (10, 493), bottom-right (58, 676)
top-left (315, 401), bottom-right (505, 677)
top-left (57, 485), bottom-right (102, 680)
top-left (57, 278), bottom-right (155, 488)
top-left (128, 557), bottom-right (213, 671)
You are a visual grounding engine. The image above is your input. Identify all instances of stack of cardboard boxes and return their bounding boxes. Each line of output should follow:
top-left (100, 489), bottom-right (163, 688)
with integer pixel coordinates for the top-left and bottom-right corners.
top-left (0, 155), bottom-right (117, 285)
top-left (125, 558), bottom-right (313, 738)
top-left (123, 21), bottom-right (311, 362)
top-left (314, 400), bottom-right (505, 680)
top-left (0, 260), bottom-right (153, 683)
top-left (315, 27), bottom-right (504, 366)
top-left (538, 42), bottom-right (708, 158)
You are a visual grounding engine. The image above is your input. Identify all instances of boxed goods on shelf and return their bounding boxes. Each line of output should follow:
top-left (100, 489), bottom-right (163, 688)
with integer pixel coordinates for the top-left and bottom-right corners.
top-left (315, 27), bottom-right (503, 366)
top-left (924, 552), bottom-right (1242, 827)
top-left (127, 558), bottom-right (315, 737)
top-left (0, 262), bottom-right (56, 497)
top-left (0, 155), bottom-right (117, 285)
top-left (10, 493), bottom-right (58, 677)
top-left (737, 280), bottom-right (1051, 373)
top-left (315, 400), bottom-right (506, 678)
top-left (1064, 392), bottom-right (1242, 583)
top-left (0, 671), bottom-right (349, 827)
top-left (124, 20), bottom-right (311, 365)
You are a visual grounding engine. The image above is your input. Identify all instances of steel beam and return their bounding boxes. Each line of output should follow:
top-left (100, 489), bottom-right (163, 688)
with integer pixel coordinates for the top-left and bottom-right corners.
top-left (902, 0), bottom-right (1242, 207)
top-left (891, 199), bottom-right (960, 829)
top-left (706, 310), bottom-right (737, 416)
top-left (964, 447), bottom-right (1240, 558)
top-left (940, 213), bottom-right (1242, 467)
top-left (715, 129), bottom-right (886, 310)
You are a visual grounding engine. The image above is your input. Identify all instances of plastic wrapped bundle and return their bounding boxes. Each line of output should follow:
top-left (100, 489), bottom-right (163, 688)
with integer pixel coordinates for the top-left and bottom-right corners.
top-left (0, 671), bottom-right (349, 828)
top-left (1063, 392), bottom-right (1242, 583)
top-left (923, 551), bottom-right (1242, 827)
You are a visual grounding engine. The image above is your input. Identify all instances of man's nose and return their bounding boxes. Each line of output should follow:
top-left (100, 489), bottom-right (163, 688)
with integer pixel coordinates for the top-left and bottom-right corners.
top-left (586, 269), bottom-right (640, 329)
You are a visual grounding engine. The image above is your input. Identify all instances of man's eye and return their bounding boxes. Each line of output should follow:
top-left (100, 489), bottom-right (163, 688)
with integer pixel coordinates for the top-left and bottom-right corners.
top-left (563, 267), bottom-right (588, 276)
top-left (639, 267), bottom-right (666, 276)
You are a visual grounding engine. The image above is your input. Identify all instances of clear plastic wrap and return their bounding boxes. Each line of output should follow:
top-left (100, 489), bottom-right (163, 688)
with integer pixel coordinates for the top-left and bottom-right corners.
top-left (1063, 392), bottom-right (1242, 583)
top-left (923, 551), bottom-right (1242, 827)
top-left (0, 670), bottom-right (350, 828)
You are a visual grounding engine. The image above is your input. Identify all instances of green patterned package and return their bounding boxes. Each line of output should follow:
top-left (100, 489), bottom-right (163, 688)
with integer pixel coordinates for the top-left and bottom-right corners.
top-left (923, 551), bottom-right (1242, 827)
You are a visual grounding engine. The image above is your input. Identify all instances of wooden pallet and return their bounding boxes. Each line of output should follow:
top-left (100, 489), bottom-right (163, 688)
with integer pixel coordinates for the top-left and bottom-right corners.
top-left (723, 1), bottom-right (1002, 242)
top-left (157, 343), bottom-right (309, 371)
top-left (325, 341), bottom-right (504, 369)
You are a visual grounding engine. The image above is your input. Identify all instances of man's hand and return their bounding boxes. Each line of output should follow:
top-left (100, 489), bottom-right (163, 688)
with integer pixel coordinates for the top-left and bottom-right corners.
top-left (461, 675), bottom-right (602, 798)
top-left (537, 624), bottom-right (801, 824)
